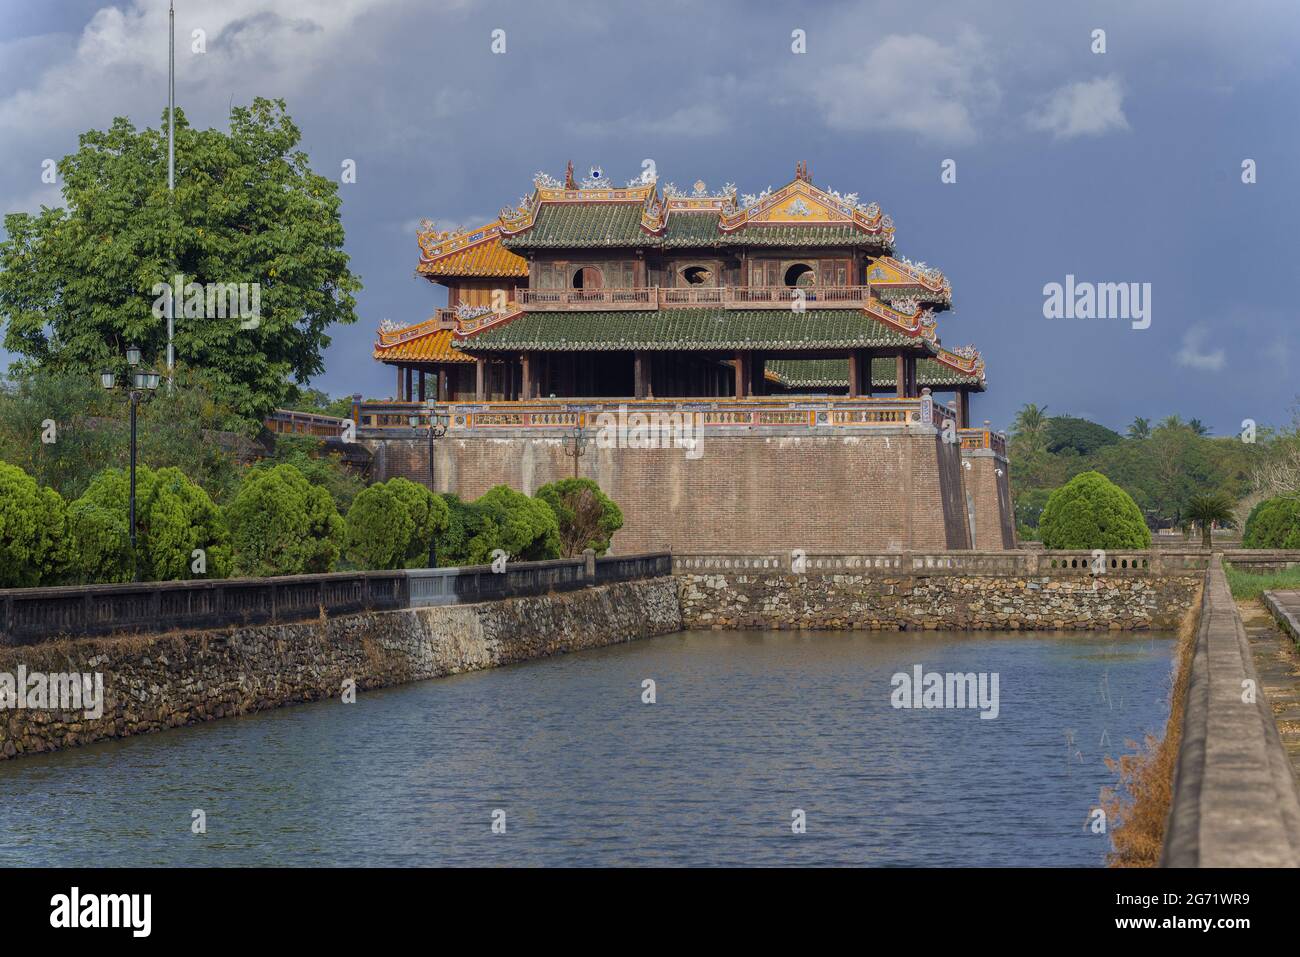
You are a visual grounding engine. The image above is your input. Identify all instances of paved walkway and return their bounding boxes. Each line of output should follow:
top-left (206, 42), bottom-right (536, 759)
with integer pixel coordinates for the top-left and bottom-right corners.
top-left (1240, 595), bottom-right (1300, 780)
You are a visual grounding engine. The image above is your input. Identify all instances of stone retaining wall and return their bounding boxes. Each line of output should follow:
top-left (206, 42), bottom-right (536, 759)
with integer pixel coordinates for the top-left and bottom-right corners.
top-left (677, 570), bottom-right (1201, 631)
top-left (0, 577), bottom-right (681, 760)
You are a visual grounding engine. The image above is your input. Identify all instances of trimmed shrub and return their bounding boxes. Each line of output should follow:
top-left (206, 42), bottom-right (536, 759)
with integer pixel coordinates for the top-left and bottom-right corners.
top-left (1242, 495), bottom-right (1300, 549)
top-left (0, 461), bottom-right (70, 587)
top-left (385, 477), bottom-right (450, 566)
top-left (465, 484), bottom-right (561, 564)
top-left (225, 463), bottom-right (343, 576)
top-left (1039, 470), bottom-right (1152, 550)
top-left (535, 478), bottom-right (623, 557)
top-left (344, 484), bottom-right (414, 570)
top-left (73, 465), bottom-right (230, 582)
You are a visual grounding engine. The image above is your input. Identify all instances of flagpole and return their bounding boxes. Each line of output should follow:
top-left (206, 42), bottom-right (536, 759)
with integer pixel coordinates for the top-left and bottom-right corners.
top-left (167, 0), bottom-right (175, 393)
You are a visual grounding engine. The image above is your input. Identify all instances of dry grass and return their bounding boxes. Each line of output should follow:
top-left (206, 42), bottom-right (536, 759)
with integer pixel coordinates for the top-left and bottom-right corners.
top-left (1100, 586), bottom-right (1202, 867)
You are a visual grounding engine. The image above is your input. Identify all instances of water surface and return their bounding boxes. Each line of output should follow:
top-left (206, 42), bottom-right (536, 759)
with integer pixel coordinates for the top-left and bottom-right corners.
top-left (0, 629), bottom-right (1175, 866)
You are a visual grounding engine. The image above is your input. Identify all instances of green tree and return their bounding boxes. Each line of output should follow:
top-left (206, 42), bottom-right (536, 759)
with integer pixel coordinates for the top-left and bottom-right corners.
top-left (1011, 403), bottom-right (1050, 452)
top-left (225, 463), bottom-right (343, 575)
top-left (1182, 492), bottom-right (1236, 548)
top-left (535, 478), bottom-right (624, 556)
top-left (1038, 470), bottom-right (1152, 550)
top-left (0, 461), bottom-right (70, 587)
top-left (263, 433), bottom-right (365, 512)
top-left (466, 485), bottom-right (561, 564)
top-left (1127, 417), bottom-right (1152, 440)
top-left (1242, 496), bottom-right (1300, 549)
top-left (0, 98), bottom-right (361, 418)
top-left (433, 493), bottom-right (480, 567)
top-left (73, 464), bottom-right (231, 582)
top-left (385, 477), bottom-right (450, 566)
top-left (344, 484), bottom-right (413, 570)
top-left (1046, 416), bottom-right (1122, 456)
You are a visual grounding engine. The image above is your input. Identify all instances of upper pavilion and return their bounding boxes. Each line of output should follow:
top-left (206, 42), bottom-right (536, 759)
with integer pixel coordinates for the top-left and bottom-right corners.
top-left (374, 161), bottom-right (987, 425)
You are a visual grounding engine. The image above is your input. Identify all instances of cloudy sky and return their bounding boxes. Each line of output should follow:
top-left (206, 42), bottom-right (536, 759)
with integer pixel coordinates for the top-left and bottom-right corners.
top-left (2, 0), bottom-right (1297, 434)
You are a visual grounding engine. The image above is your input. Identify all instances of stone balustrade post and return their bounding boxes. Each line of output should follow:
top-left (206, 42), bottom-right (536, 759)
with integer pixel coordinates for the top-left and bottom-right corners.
top-left (583, 548), bottom-right (597, 581)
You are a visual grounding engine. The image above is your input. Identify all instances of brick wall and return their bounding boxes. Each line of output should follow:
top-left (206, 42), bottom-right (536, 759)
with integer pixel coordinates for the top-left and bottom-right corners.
top-left (367, 426), bottom-right (991, 553)
top-left (963, 449), bottom-right (1016, 549)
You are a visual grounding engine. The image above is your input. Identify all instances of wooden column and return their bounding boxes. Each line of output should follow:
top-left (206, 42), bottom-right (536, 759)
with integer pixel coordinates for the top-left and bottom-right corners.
top-left (439, 369), bottom-right (448, 402)
top-left (895, 355), bottom-right (906, 398)
top-left (475, 359), bottom-right (485, 401)
top-left (734, 352), bottom-right (746, 399)
top-left (405, 367), bottom-right (414, 403)
top-left (395, 364), bottom-right (404, 400)
top-left (847, 351), bottom-right (860, 398)
top-left (645, 353), bottom-right (654, 399)
top-left (863, 349), bottom-right (874, 396)
top-left (634, 351), bottom-right (645, 399)
top-left (521, 353), bottom-right (533, 400)
top-left (958, 389), bottom-right (970, 429)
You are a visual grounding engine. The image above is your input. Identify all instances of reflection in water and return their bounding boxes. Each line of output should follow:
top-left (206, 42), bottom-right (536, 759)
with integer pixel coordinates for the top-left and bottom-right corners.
top-left (0, 629), bottom-right (1174, 867)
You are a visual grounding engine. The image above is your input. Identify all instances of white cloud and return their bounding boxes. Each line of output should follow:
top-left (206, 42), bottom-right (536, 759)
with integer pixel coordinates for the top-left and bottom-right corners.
top-left (1027, 74), bottom-right (1129, 140)
top-left (1176, 325), bottom-right (1225, 372)
top-left (793, 31), bottom-right (1000, 144)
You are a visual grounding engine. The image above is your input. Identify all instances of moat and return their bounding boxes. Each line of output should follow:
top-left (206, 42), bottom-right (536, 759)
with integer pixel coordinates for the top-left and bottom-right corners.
top-left (0, 628), bottom-right (1175, 867)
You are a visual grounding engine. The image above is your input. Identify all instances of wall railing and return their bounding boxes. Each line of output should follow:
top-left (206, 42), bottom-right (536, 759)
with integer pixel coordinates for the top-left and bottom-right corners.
top-left (1, 553), bottom-right (672, 645)
top-left (517, 285), bottom-right (875, 312)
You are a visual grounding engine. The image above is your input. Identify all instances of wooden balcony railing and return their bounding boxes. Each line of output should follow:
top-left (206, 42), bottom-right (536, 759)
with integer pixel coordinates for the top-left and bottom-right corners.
top-left (518, 286), bottom-right (873, 311)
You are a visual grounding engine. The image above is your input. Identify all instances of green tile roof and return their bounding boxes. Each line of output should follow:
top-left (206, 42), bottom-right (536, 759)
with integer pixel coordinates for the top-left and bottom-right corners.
top-left (662, 211), bottom-right (723, 248)
top-left (767, 357), bottom-right (983, 389)
top-left (500, 203), bottom-right (657, 249)
top-left (454, 309), bottom-right (932, 352)
top-left (720, 224), bottom-right (890, 248)
top-left (500, 204), bottom-right (891, 251)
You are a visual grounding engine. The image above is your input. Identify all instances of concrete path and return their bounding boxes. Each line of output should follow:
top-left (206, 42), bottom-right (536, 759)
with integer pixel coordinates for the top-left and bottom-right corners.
top-left (1162, 561), bottom-right (1300, 866)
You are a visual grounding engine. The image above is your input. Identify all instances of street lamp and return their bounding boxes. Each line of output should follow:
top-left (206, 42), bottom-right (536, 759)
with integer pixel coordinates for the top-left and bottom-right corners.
top-left (562, 418), bottom-right (589, 479)
top-left (409, 407), bottom-right (451, 568)
top-left (99, 344), bottom-right (159, 580)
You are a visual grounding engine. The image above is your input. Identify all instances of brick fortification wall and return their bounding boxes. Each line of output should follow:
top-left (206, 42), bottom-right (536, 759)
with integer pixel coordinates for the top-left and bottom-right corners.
top-left (963, 449), bottom-right (1016, 549)
top-left (368, 426), bottom-right (980, 553)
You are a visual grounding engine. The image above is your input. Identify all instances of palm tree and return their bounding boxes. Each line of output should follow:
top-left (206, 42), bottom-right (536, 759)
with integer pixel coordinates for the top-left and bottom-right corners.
top-left (1157, 414), bottom-right (1185, 431)
top-left (1012, 403), bottom-right (1049, 442)
top-left (1127, 417), bottom-right (1151, 440)
top-left (1183, 492), bottom-right (1236, 548)
top-left (1187, 418), bottom-right (1211, 436)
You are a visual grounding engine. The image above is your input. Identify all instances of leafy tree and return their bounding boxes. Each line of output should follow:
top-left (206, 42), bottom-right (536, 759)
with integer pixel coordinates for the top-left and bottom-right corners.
top-left (0, 98), bottom-right (361, 419)
top-left (344, 484), bottom-right (413, 570)
top-left (535, 478), bottom-right (624, 556)
top-left (1038, 471), bottom-right (1152, 550)
top-left (263, 433), bottom-right (365, 512)
top-left (282, 386), bottom-right (356, 420)
top-left (73, 464), bottom-right (231, 582)
top-left (1242, 496), bottom-right (1300, 549)
top-left (0, 461), bottom-right (70, 587)
top-left (433, 493), bottom-right (480, 567)
top-left (465, 485), bottom-right (561, 564)
top-left (1046, 416), bottom-right (1122, 456)
top-left (385, 477), bottom-right (450, 566)
top-left (224, 463), bottom-right (342, 575)
top-left (1182, 492), bottom-right (1236, 548)
top-left (1127, 417), bottom-right (1151, 440)
top-left (1187, 418), bottom-right (1211, 437)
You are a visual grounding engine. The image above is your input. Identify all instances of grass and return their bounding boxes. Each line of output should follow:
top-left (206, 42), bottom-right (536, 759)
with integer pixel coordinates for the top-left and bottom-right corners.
top-left (1100, 588), bottom-right (1201, 867)
top-left (1223, 562), bottom-right (1300, 599)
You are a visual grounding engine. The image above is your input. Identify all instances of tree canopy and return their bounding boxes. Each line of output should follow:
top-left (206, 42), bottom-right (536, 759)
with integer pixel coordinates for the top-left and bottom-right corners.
top-left (535, 478), bottom-right (624, 557)
top-left (0, 98), bottom-right (360, 418)
top-left (1038, 470), bottom-right (1152, 550)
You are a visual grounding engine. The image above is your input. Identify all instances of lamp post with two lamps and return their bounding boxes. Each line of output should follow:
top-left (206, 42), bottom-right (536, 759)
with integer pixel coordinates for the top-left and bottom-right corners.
top-left (409, 408), bottom-right (450, 568)
top-left (99, 345), bottom-right (161, 580)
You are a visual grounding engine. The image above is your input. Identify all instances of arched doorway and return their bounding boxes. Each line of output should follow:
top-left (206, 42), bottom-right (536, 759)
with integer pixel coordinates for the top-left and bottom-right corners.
top-left (572, 266), bottom-right (604, 290)
top-left (784, 263), bottom-right (815, 287)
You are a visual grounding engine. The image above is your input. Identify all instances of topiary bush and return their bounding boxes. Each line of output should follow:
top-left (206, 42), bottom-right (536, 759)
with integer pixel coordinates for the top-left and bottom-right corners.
top-left (465, 484), bottom-right (561, 564)
top-left (1038, 470), bottom-right (1152, 550)
top-left (343, 484), bottom-right (414, 570)
top-left (0, 461), bottom-right (70, 587)
top-left (225, 463), bottom-right (343, 576)
top-left (1242, 495), bottom-right (1300, 549)
top-left (534, 478), bottom-right (623, 557)
top-left (72, 465), bottom-right (231, 582)
top-left (385, 477), bottom-right (450, 566)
